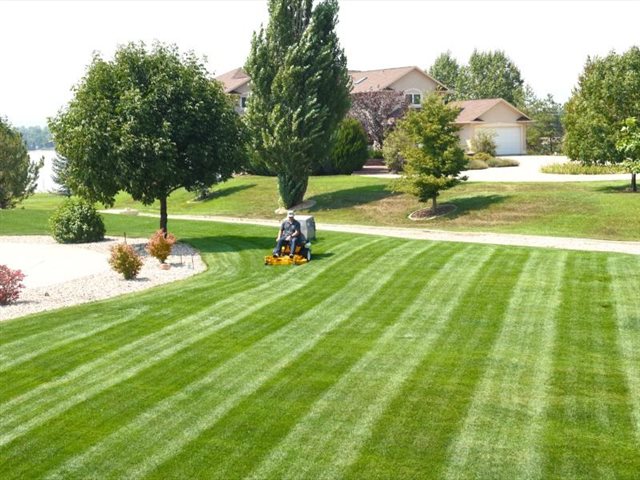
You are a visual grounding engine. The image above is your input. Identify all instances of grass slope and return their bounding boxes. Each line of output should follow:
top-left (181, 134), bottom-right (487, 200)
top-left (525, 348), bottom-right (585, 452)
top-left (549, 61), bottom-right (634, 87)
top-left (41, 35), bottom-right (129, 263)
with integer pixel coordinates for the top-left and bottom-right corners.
top-left (1, 217), bottom-right (639, 479)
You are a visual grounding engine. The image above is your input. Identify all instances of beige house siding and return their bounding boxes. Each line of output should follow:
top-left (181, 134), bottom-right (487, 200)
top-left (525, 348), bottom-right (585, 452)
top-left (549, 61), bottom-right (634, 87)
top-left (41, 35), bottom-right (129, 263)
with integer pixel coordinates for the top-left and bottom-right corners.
top-left (475, 102), bottom-right (522, 123)
top-left (457, 125), bottom-right (476, 151)
top-left (389, 70), bottom-right (439, 95)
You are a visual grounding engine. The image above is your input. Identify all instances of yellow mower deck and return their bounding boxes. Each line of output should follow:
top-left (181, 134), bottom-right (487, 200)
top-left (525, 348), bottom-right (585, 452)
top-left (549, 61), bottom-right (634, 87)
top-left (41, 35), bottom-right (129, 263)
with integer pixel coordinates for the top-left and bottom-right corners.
top-left (264, 254), bottom-right (308, 266)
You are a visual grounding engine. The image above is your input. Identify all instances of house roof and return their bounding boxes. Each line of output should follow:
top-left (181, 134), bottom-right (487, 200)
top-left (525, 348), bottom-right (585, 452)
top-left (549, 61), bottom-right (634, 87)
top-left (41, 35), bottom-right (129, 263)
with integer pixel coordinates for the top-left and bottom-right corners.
top-left (348, 66), bottom-right (448, 93)
top-left (450, 98), bottom-right (532, 123)
top-left (215, 67), bottom-right (251, 94)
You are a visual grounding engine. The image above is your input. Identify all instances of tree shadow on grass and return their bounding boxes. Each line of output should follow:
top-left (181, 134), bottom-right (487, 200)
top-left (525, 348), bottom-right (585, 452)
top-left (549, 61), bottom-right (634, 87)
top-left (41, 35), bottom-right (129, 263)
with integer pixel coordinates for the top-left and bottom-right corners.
top-left (444, 194), bottom-right (509, 219)
top-left (201, 183), bottom-right (257, 201)
top-left (308, 184), bottom-right (397, 211)
top-left (593, 183), bottom-right (637, 194)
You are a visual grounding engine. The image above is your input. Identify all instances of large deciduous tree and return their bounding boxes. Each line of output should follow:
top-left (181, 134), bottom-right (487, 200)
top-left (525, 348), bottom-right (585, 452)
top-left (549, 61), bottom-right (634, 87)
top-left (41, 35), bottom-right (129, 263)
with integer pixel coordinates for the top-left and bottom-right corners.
top-left (616, 117), bottom-right (640, 192)
top-left (428, 51), bottom-right (460, 98)
top-left (393, 94), bottom-right (467, 212)
top-left (0, 117), bottom-right (42, 209)
top-left (563, 47), bottom-right (640, 166)
top-left (456, 50), bottom-right (525, 106)
top-left (49, 42), bottom-right (246, 231)
top-left (245, 0), bottom-right (350, 208)
top-left (348, 91), bottom-right (407, 148)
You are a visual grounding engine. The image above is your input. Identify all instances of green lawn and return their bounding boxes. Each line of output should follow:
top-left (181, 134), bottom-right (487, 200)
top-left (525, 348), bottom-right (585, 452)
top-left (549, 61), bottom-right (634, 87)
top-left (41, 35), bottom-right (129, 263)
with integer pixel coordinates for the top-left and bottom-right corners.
top-left (1, 215), bottom-right (639, 479)
top-left (108, 175), bottom-right (640, 241)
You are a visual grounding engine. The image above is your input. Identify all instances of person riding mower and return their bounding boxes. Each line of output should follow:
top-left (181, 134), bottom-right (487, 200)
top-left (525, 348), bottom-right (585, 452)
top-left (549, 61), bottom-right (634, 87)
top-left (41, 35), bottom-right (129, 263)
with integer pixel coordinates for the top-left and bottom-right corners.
top-left (265, 210), bottom-right (312, 265)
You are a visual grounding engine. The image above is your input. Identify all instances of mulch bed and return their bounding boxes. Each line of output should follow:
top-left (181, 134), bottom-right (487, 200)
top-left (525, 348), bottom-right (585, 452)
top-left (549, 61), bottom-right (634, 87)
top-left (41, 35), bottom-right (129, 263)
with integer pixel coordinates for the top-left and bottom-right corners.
top-left (408, 204), bottom-right (457, 221)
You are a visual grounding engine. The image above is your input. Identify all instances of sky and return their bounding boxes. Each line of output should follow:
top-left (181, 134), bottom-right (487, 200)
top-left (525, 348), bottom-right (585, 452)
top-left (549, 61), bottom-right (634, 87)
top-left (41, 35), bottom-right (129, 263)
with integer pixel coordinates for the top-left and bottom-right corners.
top-left (1, 0), bottom-right (639, 127)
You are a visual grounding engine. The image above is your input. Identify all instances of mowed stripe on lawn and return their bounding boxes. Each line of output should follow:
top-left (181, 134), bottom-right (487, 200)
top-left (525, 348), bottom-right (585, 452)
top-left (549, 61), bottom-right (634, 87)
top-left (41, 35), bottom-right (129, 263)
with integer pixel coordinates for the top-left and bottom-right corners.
top-left (444, 250), bottom-right (567, 480)
top-left (248, 246), bottom-right (495, 480)
top-left (608, 255), bottom-right (640, 443)
top-left (0, 238), bottom-right (367, 446)
top-left (46, 241), bottom-right (435, 479)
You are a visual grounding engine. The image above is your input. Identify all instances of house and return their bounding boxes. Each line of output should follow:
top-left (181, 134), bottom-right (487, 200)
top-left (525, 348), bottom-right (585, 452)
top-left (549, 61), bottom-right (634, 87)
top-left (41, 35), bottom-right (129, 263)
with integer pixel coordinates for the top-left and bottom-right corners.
top-left (215, 65), bottom-right (448, 112)
top-left (348, 66), bottom-right (448, 107)
top-left (451, 98), bottom-right (532, 155)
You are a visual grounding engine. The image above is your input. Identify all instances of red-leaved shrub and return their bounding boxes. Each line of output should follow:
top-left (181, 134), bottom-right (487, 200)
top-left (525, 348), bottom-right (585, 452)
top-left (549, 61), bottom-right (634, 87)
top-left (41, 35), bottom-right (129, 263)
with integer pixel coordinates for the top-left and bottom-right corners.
top-left (109, 243), bottom-right (143, 280)
top-left (0, 264), bottom-right (25, 305)
top-left (146, 230), bottom-right (176, 264)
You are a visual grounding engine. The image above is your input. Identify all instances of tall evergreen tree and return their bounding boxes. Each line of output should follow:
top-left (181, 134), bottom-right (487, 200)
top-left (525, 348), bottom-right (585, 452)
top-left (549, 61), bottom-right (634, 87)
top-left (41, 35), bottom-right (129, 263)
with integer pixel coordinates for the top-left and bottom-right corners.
top-left (245, 0), bottom-right (350, 207)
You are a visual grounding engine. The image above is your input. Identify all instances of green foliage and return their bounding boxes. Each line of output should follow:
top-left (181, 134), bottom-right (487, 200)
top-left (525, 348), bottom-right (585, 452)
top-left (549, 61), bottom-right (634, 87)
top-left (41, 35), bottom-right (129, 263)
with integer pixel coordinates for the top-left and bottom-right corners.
top-left (146, 230), bottom-right (177, 263)
top-left (470, 130), bottom-right (497, 156)
top-left (486, 157), bottom-right (519, 167)
top-left (368, 146), bottom-right (383, 159)
top-left (523, 87), bottom-right (564, 154)
top-left (456, 50), bottom-right (525, 106)
top-left (466, 158), bottom-right (489, 170)
top-left (541, 162), bottom-right (624, 174)
top-left (616, 117), bottom-right (640, 191)
top-left (382, 127), bottom-right (412, 172)
top-left (0, 117), bottom-right (42, 209)
top-left (321, 118), bottom-right (369, 175)
top-left (393, 94), bottom-right (467, 209)
top-left (428, 50), bottom-right (460, 100)
top-left (16, 125), bottom-right (53, 150)
top-left (564, 47), bottom-right (640, 165)
top-left (472, 152), bottom-right (493, 163)
top-left (108, 243), bottom-right (143, 280)
top-left (49, 42), bottom-right (246, 231)
top-left (51, 153), bottom-right (72, 196)
top-left (49, 197), bottom-right (105, 243)
top-left (244, 0), bottom-right (351, 207)
top-left (0, 264), bottom-right (25, 305)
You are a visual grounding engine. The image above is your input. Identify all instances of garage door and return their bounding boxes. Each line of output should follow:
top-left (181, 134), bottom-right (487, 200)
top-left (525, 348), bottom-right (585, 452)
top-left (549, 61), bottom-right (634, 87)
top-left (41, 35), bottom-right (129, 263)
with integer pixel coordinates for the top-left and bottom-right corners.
top-left (488, 127), bottom-right (523, 155)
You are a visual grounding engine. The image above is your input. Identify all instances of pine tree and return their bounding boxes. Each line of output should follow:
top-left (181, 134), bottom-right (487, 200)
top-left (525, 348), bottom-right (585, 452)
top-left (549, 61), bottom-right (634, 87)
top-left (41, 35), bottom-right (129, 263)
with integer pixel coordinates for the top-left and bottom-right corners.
top-left (245, 0), bottom-right (350, 207)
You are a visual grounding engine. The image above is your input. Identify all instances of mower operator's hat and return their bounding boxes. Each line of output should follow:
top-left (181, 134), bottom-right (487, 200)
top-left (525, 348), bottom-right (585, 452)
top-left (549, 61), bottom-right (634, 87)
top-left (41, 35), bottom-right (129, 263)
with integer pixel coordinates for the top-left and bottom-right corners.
top-left (288, 210), bottom-right (295, 217)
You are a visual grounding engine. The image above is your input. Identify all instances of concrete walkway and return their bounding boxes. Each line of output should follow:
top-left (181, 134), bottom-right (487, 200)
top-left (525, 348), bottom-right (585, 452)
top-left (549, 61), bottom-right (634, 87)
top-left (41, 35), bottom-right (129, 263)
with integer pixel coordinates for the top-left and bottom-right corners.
top-left (104, 211), bottom-right (640, 256)
top-left (361, 155), bottom-right (629, 183)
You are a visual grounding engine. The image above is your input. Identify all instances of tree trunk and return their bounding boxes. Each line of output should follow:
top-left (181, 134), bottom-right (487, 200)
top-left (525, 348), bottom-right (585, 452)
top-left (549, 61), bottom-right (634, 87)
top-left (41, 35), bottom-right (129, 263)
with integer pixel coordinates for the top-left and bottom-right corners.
top-left (278, 173), bottom-right (309, 208)
top-left (632, 173), bottom-right (637, 192)
top-left (432, 195), bottom-right (437, 213)
top-left (159, 195), bottom-right (168, 233)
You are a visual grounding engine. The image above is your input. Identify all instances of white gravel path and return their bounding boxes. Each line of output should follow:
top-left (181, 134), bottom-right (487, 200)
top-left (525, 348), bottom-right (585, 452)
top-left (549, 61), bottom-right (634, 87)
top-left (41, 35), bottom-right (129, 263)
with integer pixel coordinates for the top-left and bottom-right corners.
top-left (0, 236), bottom-right (205, 322)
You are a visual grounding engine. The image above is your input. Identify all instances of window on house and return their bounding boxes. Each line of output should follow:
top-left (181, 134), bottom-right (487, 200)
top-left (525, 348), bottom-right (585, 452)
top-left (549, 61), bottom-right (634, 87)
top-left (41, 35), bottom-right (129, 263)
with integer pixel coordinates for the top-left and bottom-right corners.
top-left (405, 93), bottom-right (421, 105)
top-left (240, 96), bottom-right (248, 109)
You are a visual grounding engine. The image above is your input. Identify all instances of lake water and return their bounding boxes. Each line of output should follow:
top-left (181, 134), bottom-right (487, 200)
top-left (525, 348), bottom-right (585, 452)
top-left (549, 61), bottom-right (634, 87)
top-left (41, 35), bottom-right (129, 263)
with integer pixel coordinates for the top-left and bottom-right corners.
top-left (29, 150), bottom-right (59, 192)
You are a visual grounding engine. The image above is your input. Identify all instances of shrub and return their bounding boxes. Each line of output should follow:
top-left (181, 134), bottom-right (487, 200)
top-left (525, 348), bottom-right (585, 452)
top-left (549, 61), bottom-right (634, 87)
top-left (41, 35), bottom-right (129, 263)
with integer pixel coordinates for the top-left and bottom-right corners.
top-left (109, 243), bottom-right (143, 280)
top-left (326, 118), bottom-right (370, 174)
top-left (541, 162), bottom-right (625, 174)
top-left (472, 152), bottom-right (493, 163)
top-left (368, 146), bottom-right (384, 159)
top-left (0, 265), bottom-right (25, 305)
top-left (470, 130), bottom-right (497, 156)
top-left (49, 198), bottom-right (105, 243)
top-left (487, 157), bottom-right (520, 167)
top-left (146, 230), bottom-right (176, 263)
top-left (383, 128), bottom-right (412, 172)
top-left (466, 159), bottom-right (489, 170)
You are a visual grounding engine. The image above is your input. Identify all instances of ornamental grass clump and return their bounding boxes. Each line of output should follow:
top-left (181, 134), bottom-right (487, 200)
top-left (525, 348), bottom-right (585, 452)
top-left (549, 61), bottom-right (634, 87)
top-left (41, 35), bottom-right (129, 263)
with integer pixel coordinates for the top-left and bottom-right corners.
top-left (146, 230), bottom-right (176, 264)
top-left (109, 243), bottom-right (143, 280)
top-left (0, 264), bottom-right (25, 305)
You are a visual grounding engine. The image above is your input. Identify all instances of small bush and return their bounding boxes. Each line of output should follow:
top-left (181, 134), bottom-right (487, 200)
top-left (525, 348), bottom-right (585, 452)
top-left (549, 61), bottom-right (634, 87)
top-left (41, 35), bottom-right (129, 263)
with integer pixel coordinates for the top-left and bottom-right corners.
top-left (326, 118), bottom-right (370, 174)
top-left (487, 157), bottom-right (520, 167)
top-left (49, 198), bottom-right (105, 243)
top-left (541, 162), bottom-right (625, 174)
top-left (109, 243), bottom-right (143, 280)
top-left (466, 159), bottom-right (489, 170)
top-left (472, 152), bottom-right (493, 163)
top-left (0, 265), bottom-right (25, 305)
top-left (146, 230), bottom-right (176, 264)
top-left (470, 130), bottom-right (497, 156)
top-left (368, 146), bottom-right (384, 159)
top-left (383, 128), bottom-right (412, 172)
